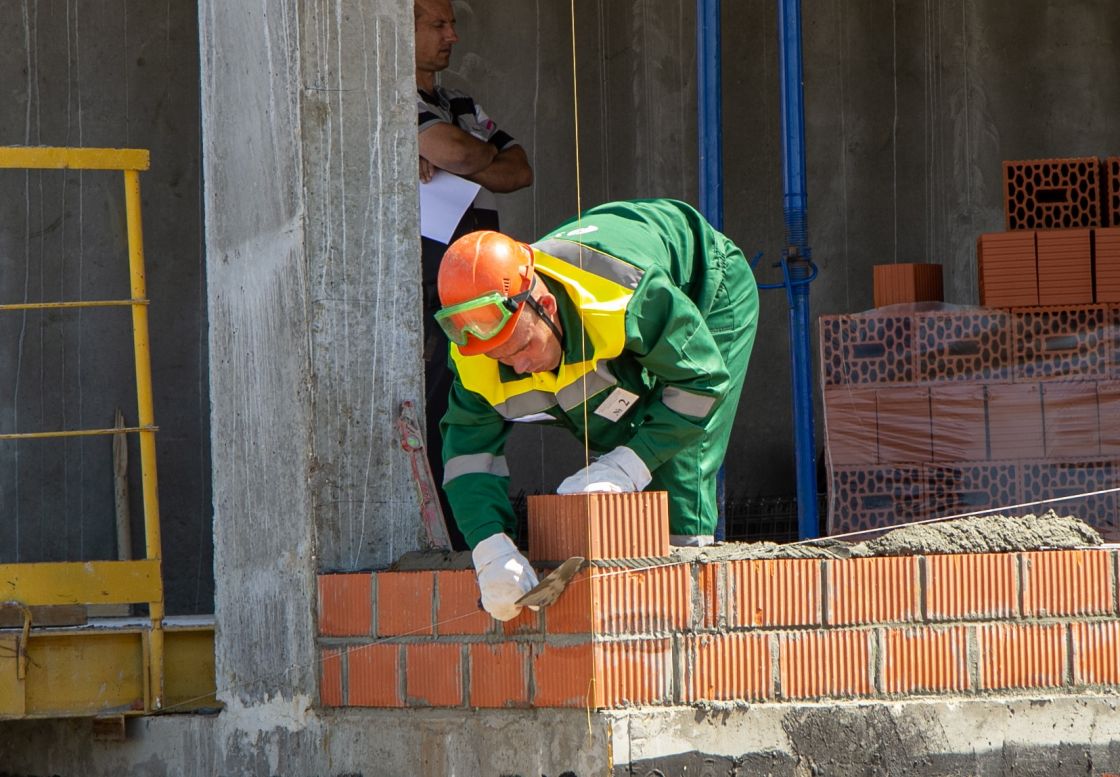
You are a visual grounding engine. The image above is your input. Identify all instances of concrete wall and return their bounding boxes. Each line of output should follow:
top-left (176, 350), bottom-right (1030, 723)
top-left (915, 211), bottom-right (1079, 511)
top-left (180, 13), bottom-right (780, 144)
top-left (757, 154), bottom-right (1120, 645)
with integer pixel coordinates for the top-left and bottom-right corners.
top-left (0, 2), bottom-right (210, 614)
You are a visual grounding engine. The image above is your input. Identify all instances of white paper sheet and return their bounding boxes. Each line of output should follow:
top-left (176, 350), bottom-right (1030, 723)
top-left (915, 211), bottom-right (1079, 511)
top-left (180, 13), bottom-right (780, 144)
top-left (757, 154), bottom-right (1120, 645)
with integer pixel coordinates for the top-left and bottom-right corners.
top-left (419, 170), bottom-right (481, 244)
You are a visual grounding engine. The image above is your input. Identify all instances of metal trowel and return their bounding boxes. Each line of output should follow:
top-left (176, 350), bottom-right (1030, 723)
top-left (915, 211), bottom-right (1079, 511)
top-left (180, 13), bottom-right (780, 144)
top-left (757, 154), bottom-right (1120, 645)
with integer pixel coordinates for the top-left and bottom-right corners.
top-left (516, 556), bottom-right (587, 608)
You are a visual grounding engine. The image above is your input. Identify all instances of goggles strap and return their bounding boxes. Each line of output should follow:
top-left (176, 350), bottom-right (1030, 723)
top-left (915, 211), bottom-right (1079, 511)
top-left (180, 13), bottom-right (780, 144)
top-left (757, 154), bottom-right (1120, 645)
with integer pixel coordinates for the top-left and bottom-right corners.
top-left (524, 293), bottom-right (563, 346)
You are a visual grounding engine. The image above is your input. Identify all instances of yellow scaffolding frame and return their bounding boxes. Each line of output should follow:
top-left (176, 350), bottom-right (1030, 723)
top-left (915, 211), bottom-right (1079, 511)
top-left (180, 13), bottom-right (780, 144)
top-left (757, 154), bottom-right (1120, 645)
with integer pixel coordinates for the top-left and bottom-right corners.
top-left (0, 146), bottom-right (167, 711)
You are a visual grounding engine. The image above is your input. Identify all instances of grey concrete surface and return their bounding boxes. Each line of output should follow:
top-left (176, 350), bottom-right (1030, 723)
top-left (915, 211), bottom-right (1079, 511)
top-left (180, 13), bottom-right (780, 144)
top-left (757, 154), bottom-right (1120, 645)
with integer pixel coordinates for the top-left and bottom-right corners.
top-left (0, 1), bottom-right (210, 614)
top-left (200, 0), bottom-right (424, 707)
top-left (2, 695), bottom-right (1120, 776)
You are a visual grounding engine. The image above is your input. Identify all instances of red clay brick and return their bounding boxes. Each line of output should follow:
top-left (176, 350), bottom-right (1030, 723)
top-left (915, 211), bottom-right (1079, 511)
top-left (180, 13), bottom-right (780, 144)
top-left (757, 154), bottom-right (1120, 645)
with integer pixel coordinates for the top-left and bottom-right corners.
top-left (876, 387), bottom-right (932, 464)
top-left (699, 561), bottom-right (721, 628)
top-left (827, 465), bottom-right (925, 538)
top-left (545, 565), bottom-right (691, 635)
top-left (469, 642), bottom-right (530, 708)
top-left (1037, 228), bottom-right (1093, 305)
top-left (915, 308), bottom-right (1012, 383)
top-left (1022, 550), bottom-right (1113, 617)
top-left (1042, 382), bottom-right (1100, 457)
top-left (376, 571), bottom-right (434, 636)
top-left (405, 643), bottom-right (462, 707)
top-left (779, 630), bottom-right (873, 699)
top-left (1098, 381), bottom-right (1120, 455)
top-left (978, 623), bottom-right (1066, 690)
top-left (348, 643), bottom-right (402, 707)
top-left (925, 553), bottom-right (1018, 621)
top-left (1013, 305), bottom-right (1108, 381)
top-left (595, 638), bottom-right (673, 707)
top-left (823, 386), bottom-right (878, 465)
top-left (818, 313), bottom-right (915, 386)
top-left (826, 557), bottom-right (919, 625)
top-left (501, 603), bottom-right (543, 637)
top-left (1003, 157), bottom-right (1102, 230)
top-left (527, 492), bottom-right (669, 562)
top-left (873, 263), bottom-right (944, 308)
top-left (434, 570), bottom-right (491, 636)
top-left (923, 462), bottom-right (1019, 522)
top-left (319, 648), bottom-right (344, 706)
top-left (1071, 621), bottom-right (1120, 686)
top-left (1096, 227), bottom-right (1120, 303)
top-left (881, 625), bottom-right (970, 694)
top-left (531, 643), bottom-right (596, 708)
top-left (681, 633), bottom-right (772, 703)
top-left (987, 383), bottom-right (1044, 460)
top-left (317, 573), bottom-right (372, 637)
top-left (929, 385), bottom-right (988, 461)
top-left (726, 558), bottom-right (822, 628)
top-left (977, 231), bottom-right (1037, 308)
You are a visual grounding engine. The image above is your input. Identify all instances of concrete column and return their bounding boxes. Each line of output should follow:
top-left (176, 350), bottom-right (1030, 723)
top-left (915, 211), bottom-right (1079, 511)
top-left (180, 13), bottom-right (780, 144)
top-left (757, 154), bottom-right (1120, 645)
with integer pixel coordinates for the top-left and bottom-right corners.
top-left (200, 0), bottom-right (421, 710)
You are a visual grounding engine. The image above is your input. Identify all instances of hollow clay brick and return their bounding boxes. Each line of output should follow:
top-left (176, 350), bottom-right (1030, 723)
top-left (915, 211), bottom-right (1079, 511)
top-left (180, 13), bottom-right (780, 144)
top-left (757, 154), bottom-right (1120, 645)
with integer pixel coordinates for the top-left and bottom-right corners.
top-left (348, 643), bottom-right (403, 707)
top-left (376, 571), bottom-right (434, 636)
top-left (915, 308), bottom-right (1011, 383)
top-left (977, 231), bottom-right (1037, 308)
top-left (1019, 459), bottom-right (1118, 537)
top-left (978, 622), bottom-right (1066, 691)
top-left (527, 492), bottom-right (669, 562)
top-left (923, 462), bottom-right (1018, 522)
top-left (1096, 227), bottom-right (1120, 303)
top-left (544, 564), bottom-right (691, 635)
top-left (873, 263), bottom-right (944, 308)
top-left (434, 570), bottom-right (492, 636)
top-left (881, 625), bottom-right (970, 694)
top-left (681, 633), bottom-right (772, 703)
top-left (1099, 381), bottom-right (1120, 455)
top-left (876, 387), bottom-right (932, 464)
top-left (1072, 621), bottom-right (1120, 686)
top-left (1041, 382), bottom-right (1100, 458)
top-left (1021, 550), bottom-right (1113, 618)
top-left (986, 383), bottom-right (1043, 460)
top-left (320, 648), bottom-right (344, 706)
top-left (317, 573), bottom-right (372, 637)
top-left (405, 643), bottom-right (462, 707)
top-left (725, 557), bottom-right (822, 628)
top-left (929, 385), bottom-right (988, 462)
top-left (779, 630), bottom-right (873, 699)
top-left (924, 552), bottom-right (1018, 621)
top-left (1013, 304), bottom-right (1108, 381)
top-left (823, 386), bottom-right (878, 466)
top-left (826, 556), bottom-right (920, 626)
top-left (819, 314), bottom-right (914, 385)
top-left (469, 642), bottom-right (530, 708)
top-left (1107, 157), bottom-right (1120, 227)
top-left (1036, 228), bottom-right (1093, 305)
top-left (827, 465), bottom-right (925, 538)
top-left (1003, 157), bottom-right (1102, 230)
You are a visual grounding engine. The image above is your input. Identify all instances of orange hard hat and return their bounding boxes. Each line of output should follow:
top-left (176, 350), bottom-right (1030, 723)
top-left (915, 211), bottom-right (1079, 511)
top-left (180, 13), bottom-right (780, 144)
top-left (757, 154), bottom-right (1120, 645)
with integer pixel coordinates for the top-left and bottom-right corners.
top-left (437, 231), bottom-right (535, 355)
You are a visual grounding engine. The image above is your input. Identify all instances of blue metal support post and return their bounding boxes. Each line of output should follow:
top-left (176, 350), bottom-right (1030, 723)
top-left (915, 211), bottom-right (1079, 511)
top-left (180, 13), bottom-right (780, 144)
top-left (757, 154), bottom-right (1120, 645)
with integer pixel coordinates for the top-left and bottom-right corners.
top-left (777, 0), bottom-right (820, 539)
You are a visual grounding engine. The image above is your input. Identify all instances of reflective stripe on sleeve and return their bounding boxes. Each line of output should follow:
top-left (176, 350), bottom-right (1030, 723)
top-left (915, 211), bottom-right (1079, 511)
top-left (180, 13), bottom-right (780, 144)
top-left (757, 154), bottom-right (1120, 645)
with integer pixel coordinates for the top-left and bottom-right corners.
top-left (662, 386), bottom-right (717, 419)
top-left (443, 453), bottom-right (511, 485)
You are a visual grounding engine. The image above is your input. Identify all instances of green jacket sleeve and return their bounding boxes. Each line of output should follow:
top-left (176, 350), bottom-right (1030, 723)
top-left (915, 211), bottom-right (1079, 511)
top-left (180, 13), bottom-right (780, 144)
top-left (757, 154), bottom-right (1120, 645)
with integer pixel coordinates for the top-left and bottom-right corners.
top-left (440, 369), bottom-right (518, 549)
top-left (621, 267), bottom-right (731, 471)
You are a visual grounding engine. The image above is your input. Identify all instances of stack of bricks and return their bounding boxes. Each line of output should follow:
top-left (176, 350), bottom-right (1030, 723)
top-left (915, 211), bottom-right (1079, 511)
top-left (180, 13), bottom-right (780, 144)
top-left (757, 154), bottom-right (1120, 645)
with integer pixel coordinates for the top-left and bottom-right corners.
top-left (979, 156), bottom-right (1120, 306)
top-left (822, 155), bottom-right (1120, 540)
top-left (820, 306), bottom-right (1120, 539)
top-left (316, 492), bottom-right (1120, 709)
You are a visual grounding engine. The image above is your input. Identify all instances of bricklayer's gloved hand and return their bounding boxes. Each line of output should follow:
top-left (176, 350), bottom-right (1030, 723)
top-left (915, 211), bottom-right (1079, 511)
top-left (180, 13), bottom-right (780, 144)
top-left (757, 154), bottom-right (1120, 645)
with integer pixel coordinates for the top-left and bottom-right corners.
top-left (472, 532), bottom-right (540, 622)
top-left (556, 446), bottom-right (652, 495)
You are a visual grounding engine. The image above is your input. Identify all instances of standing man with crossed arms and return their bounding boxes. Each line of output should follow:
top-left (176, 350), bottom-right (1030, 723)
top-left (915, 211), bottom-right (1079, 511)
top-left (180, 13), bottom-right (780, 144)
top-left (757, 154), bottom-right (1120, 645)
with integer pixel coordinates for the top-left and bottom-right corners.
top-left (415, 0), bottom-right (533, 546)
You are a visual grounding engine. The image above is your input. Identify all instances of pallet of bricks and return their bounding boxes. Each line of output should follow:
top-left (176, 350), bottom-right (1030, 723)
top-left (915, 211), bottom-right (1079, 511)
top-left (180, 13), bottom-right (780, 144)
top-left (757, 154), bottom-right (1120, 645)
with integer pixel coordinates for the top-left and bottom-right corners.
top-left (820, 155), bottom-right (1120, 541)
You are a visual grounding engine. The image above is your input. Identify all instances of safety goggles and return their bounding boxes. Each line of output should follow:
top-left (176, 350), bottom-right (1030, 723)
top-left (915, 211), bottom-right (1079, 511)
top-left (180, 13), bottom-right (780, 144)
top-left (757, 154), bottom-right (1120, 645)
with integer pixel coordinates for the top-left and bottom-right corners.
top-left (435, 278), bottom-right (535, 347)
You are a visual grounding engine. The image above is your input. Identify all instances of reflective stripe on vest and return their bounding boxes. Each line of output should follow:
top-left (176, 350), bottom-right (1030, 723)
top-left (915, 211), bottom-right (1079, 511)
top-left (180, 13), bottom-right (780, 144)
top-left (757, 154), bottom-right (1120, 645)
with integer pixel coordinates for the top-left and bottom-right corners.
top-left (451, 244), bottom-right (643, 420)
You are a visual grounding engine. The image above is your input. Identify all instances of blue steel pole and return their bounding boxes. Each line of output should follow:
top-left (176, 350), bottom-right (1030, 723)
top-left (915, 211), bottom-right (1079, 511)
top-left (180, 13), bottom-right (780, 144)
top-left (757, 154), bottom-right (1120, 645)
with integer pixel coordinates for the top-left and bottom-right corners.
top-left (777, 0), bottom-right (820, 539)
top-left (697, 0), bottom-right (727, 539)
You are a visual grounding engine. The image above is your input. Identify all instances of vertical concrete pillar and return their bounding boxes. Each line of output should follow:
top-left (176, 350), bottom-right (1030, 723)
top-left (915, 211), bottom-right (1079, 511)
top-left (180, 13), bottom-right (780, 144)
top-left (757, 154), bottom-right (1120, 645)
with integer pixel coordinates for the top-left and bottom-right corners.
top-left (200, 0), bottom-right (421, 709)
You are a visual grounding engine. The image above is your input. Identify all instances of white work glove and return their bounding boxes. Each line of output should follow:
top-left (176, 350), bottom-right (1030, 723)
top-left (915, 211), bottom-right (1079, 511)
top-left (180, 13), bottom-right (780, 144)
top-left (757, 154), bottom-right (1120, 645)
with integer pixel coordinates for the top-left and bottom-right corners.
top-left (556, 446), bottom-right (652, 495)
top-left (472, 532), bottom-right (540, 622)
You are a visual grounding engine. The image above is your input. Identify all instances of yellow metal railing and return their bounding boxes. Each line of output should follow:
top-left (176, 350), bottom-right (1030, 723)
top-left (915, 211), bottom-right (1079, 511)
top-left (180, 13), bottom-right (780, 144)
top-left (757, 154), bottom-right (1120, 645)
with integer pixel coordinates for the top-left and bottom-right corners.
top-left (0, 146), bottom-right (166, 711)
